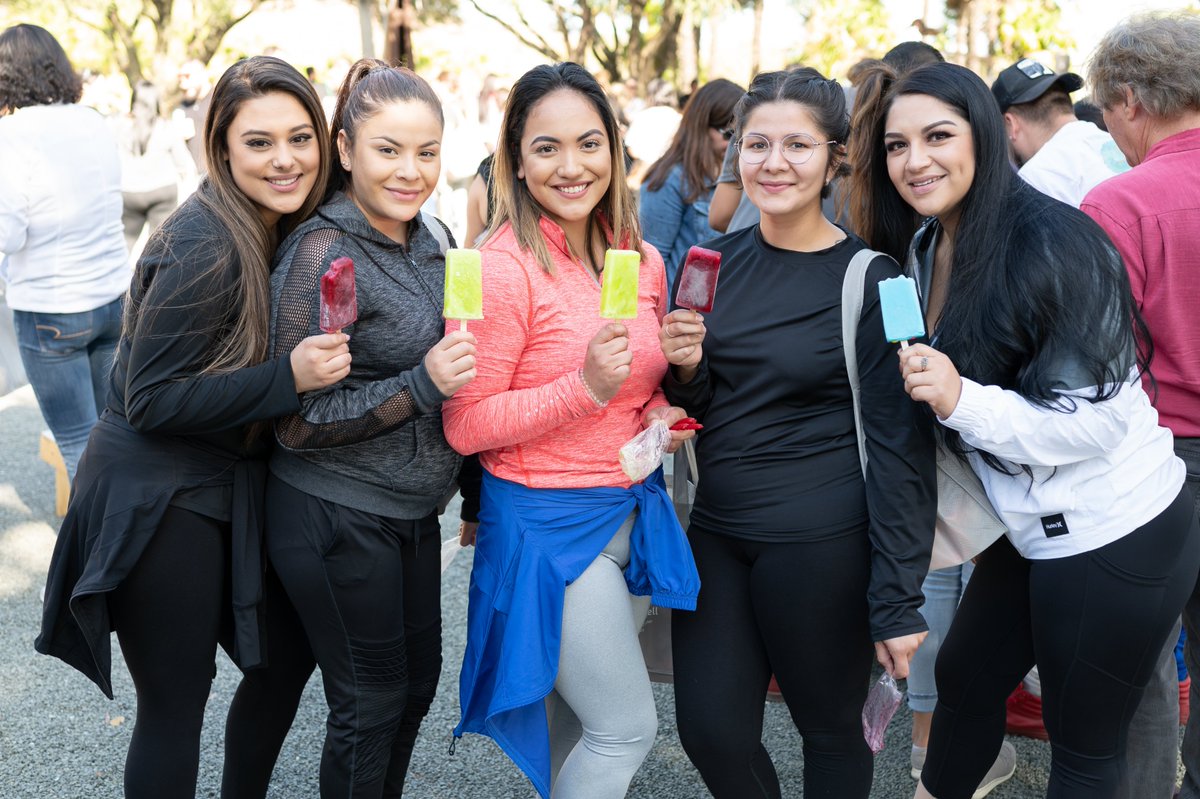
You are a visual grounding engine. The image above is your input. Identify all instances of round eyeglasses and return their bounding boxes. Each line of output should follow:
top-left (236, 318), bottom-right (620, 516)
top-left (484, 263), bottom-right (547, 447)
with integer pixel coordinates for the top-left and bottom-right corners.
top-left (737, 132), bottom-right (837, 165)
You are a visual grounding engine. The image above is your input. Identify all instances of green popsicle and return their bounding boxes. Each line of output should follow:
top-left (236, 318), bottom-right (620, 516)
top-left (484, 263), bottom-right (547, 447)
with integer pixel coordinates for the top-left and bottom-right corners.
top-left (599, 249), bottom-right (640, 319)
top-left (443, 248), bottom-right (483, 330)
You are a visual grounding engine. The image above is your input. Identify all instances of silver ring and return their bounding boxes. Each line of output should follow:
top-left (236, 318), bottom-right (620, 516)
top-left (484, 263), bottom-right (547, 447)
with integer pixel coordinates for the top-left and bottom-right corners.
top-left (920, 356), bottom-right (929, 372)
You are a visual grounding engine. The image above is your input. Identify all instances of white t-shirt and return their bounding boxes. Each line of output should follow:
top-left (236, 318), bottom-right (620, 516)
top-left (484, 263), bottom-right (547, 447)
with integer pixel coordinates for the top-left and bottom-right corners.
top-left (1019, 120), bottom-right (1131, 208)
top-left (0, 104), bottom-right (130, 312)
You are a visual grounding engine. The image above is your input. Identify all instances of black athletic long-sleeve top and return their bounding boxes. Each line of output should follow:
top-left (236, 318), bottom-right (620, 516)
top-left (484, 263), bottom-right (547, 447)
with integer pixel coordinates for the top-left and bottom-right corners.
top-left (663, 226), bottom-right (937, 640)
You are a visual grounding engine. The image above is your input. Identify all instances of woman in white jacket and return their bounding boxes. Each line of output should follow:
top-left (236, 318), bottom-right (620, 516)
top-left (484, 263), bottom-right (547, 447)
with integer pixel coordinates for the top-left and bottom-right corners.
top-left (850, 61), bottom-right (1199, 799)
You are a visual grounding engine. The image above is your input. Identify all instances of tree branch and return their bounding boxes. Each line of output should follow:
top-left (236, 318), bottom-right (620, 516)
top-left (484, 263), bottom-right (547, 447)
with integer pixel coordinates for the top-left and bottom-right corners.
top-left (468, 0), bottom-right (561, 60)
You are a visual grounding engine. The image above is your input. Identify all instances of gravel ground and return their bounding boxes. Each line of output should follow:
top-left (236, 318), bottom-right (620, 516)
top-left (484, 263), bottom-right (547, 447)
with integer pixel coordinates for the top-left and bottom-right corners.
top-left (0, 383), bottom-right (1059, 798)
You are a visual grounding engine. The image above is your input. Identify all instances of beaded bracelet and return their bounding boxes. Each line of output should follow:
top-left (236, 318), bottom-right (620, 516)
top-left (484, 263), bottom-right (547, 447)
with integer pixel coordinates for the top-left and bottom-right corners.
top-left (578, 368), bottom-right (609, 408)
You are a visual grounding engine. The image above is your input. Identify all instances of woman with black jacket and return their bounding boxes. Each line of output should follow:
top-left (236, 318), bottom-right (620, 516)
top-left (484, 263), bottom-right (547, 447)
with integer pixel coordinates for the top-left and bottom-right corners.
top-left (35, 56), bottom-right (348, 799)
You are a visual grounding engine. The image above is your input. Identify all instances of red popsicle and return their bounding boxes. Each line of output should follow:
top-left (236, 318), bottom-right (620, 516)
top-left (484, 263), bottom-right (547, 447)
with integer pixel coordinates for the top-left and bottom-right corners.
top-left (674, 246), bottom-right (722, 312)
top-left (670, 417), bottom-right (704, 431)
top-left (320, 257), bottom-right (357, 333)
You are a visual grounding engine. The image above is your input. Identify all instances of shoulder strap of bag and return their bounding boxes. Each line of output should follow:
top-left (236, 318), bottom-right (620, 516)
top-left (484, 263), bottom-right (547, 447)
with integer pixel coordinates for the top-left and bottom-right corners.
top-left (841, 248), bottom-right (885, 479)
top-left (421, 210), bottom-right (451, 255)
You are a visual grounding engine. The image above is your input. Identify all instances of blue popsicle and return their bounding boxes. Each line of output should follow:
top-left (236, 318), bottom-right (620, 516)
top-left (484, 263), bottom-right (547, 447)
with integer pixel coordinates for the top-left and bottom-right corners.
top-left (877, 276), bottom-right (925, 346)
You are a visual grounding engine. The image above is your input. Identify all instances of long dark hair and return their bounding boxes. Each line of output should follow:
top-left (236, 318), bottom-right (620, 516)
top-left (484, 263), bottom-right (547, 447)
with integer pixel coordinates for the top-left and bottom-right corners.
top-left (487, 62), bottom-right (641, 273)
top-left (327, 58), bottom-right (444, 202)
top-left (730, 67), bottom-right (850, 200)
top-left (0, 24), bottom-right (82, 112)
top-left (850, 62), bottom-right (1150, 472)
top-left (643, 78), bottom-right (744, 203)
top-left (125, 56), bottom-right (330, 377)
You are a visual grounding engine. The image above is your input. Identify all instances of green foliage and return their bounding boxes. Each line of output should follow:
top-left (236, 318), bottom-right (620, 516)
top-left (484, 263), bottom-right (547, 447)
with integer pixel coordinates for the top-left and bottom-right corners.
top-left (787, 0), bottom-right (891, 78)
top-left (995, 0), bottom-right (1072, 58)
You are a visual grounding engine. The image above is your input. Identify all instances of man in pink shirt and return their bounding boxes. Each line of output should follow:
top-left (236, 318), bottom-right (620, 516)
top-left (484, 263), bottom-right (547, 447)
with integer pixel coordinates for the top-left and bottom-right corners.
top-left (1081, 13), bottom-right (1200, 798)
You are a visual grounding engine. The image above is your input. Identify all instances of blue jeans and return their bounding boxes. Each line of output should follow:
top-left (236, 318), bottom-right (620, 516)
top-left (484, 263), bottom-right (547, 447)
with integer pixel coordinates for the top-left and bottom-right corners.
top-left (908, 562), bottom-right (975, 713)
top-left (14, 298), bottom-right (123, 483)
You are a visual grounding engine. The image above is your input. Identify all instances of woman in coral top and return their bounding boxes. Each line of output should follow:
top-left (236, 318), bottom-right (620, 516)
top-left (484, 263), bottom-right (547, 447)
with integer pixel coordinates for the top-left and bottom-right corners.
top-left (443, 62), bottom-right (701, 799)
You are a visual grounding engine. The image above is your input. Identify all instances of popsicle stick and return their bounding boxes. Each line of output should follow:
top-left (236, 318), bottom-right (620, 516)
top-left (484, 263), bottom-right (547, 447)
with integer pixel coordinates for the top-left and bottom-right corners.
top-left (460, 320), bottom-right (468, 332)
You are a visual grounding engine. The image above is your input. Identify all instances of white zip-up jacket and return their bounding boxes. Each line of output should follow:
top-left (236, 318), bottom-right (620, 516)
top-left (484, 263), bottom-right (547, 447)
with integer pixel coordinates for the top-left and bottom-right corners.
top-left (942, 375), bottom-right (1182, 559)
top-left (907, 215), bottom-right (1184, 560)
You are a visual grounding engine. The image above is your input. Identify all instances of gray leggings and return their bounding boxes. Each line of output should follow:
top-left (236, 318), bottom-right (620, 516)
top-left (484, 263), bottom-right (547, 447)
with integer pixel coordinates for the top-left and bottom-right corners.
top-left (544, 514), bottom-right (656, 798)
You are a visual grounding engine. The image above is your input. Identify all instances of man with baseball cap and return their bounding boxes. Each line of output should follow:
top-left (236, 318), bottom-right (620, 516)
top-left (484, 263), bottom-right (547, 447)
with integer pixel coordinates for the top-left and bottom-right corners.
top-left (992, 57), bottom-right (1129, 206)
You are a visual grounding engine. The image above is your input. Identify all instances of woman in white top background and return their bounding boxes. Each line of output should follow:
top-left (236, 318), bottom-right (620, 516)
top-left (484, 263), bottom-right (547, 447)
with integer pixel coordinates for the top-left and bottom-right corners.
top-left (116, 80), bottom-right (196, 255)
top-left (0, 23), bottom-right (129, 482)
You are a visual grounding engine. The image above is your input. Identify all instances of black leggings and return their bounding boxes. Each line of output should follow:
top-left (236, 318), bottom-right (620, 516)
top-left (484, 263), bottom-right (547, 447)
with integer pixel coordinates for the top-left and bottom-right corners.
top-left (222, 564), bottom-right (316, 799)
top-left (251, 476), bottom-right (443, 799)
top-left (672, 527), bottom-right (875, 799)
top-left (110, 505), bottom-right (228, 799)
top-left (923, 488), bottom-right (1200, 799)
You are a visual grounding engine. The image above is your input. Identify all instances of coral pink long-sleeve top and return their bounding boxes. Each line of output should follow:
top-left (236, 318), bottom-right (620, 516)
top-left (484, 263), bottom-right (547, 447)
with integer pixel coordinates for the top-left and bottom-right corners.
top-left (443, 217), bottom-right (670, 489)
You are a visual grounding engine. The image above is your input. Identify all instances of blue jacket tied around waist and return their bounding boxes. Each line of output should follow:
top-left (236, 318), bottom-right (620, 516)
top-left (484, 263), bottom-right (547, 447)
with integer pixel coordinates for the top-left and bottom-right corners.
top-left (454, 468), bottom-right (700, 798)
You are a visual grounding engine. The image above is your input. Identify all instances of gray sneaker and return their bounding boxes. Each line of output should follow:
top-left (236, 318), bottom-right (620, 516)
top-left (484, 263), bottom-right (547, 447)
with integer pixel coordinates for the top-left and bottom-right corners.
top-left (910, 741), bottom-right (1017, 799)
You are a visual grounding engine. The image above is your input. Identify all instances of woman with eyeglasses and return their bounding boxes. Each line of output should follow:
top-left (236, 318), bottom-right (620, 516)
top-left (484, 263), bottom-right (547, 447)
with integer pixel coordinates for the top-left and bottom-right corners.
top-left (638, 78), bottom-right (743, 286)
top-left (658, 67), bottom-right (936, 798)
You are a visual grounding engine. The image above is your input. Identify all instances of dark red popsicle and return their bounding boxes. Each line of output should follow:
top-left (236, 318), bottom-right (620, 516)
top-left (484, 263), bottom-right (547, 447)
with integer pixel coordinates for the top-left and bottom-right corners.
top-left (320, 257), bottom-right (357, 333)
top-left (674, 246), bottom-right (721, 312)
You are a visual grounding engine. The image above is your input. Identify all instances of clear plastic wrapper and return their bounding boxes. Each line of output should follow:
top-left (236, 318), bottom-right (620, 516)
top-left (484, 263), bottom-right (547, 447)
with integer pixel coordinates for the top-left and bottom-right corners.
top-left (861, 672), bottom-right (902, 754)
top-left (440, 537), bottom-right (465, 574)
top-left (618, 420), bottom-right (672, 482)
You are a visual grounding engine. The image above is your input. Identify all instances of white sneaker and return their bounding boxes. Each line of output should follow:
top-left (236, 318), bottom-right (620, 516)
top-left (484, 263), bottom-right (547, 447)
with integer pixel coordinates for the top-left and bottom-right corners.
top-left (910, 740), bottom-right (1017, 799)
top-left (972, 741), bottom-right (1017, 799)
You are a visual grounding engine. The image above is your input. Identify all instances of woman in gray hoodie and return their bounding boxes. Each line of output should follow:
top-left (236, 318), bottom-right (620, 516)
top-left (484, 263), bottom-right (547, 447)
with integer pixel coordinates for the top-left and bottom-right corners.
top-left (227, 59), bottom-right (478, 799)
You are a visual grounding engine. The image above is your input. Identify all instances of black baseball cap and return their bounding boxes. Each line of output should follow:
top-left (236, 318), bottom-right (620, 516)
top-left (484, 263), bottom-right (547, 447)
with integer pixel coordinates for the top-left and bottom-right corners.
top-left (991, 58), bottom-right (1083, 112)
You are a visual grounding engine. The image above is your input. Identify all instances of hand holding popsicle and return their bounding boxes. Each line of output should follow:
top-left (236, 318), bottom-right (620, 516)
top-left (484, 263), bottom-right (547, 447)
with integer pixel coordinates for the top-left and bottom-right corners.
top-left (582, 323), bottom-right (631, 404)
top-left (658, 309), bottom-right (706, 378)
top-left (290, 333), bottom-right (351, 392)
top-left (425, 330), bottom-right (477, 398)
top-left (898, 343), bottom-right (962, 420)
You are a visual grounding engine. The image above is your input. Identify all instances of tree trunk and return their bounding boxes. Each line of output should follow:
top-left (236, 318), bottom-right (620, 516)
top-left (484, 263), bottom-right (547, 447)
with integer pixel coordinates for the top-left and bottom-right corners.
top-left (750, 0), bottom-right (763, 78)
top-left (384, 0), bottom-right (415, 66)
top-left (678, 5), bottom-right (697, 87)
top-left (106, 5), bottom-right (144, 90)
top-left (708, 13), bottom-right (721, 85)
top-left (628, 1), bottom-right (646, 95)
top-left (358, 0), bottom-right (376, 58)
